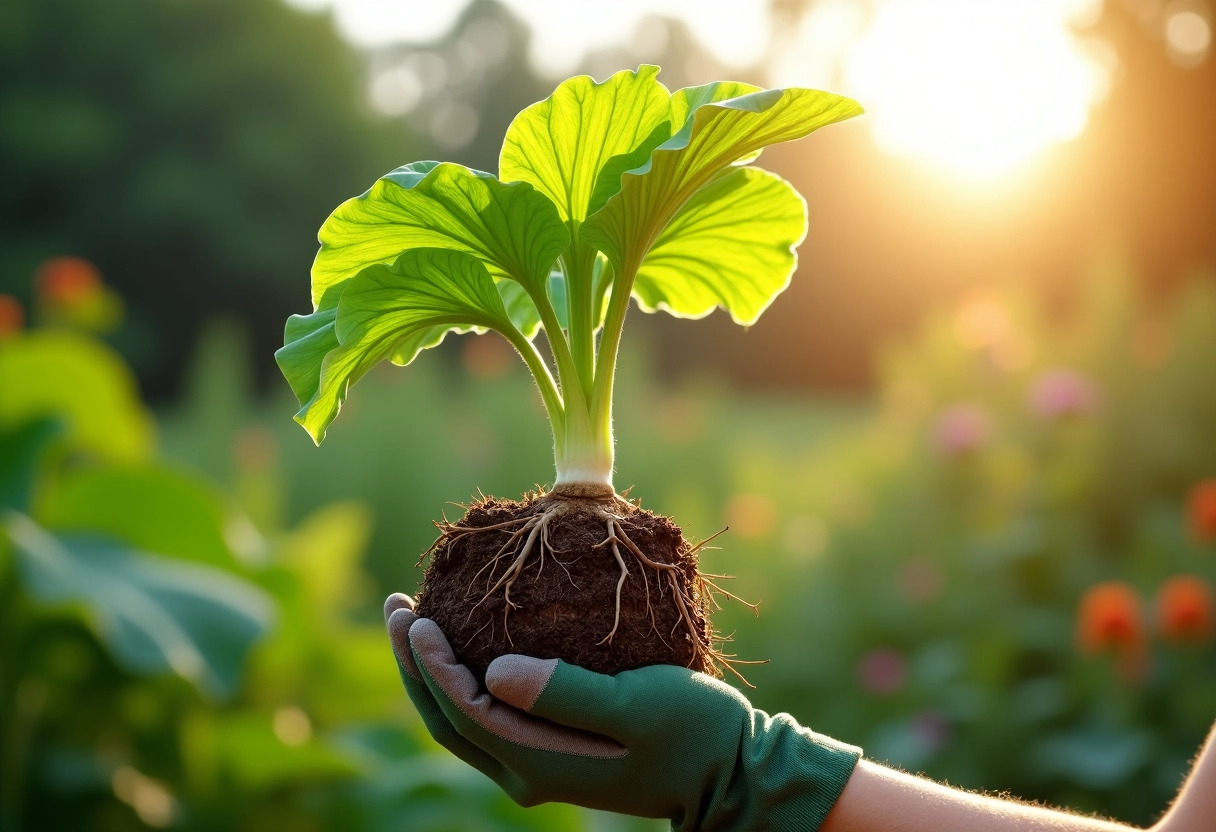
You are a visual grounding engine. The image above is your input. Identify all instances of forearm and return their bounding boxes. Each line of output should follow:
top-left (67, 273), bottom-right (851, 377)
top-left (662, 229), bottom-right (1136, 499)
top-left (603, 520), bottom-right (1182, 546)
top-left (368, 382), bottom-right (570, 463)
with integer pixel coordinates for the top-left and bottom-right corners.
top-left (1156, 721), bottom-right (1216, 832)
top-left (821, 760), bottom-right (1142, 832)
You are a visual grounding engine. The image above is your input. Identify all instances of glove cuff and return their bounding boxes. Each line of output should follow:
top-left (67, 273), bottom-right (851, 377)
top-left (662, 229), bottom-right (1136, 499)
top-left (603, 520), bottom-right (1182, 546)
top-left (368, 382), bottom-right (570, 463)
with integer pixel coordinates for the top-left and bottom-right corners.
top-left (698, 710), bottom-right (861, 832)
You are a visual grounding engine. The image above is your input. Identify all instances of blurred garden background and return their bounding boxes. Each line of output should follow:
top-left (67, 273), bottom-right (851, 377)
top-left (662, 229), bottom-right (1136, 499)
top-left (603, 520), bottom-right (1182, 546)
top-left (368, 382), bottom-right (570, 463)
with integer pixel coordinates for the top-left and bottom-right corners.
top-left (2, 0), bottom-right (1215, 829)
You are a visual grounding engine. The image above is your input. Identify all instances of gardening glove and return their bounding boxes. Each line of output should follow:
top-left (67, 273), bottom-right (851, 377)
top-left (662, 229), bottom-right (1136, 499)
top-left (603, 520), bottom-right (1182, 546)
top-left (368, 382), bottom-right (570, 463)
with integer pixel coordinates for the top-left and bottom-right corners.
top-left (384, 593), bottom-right (861, 831)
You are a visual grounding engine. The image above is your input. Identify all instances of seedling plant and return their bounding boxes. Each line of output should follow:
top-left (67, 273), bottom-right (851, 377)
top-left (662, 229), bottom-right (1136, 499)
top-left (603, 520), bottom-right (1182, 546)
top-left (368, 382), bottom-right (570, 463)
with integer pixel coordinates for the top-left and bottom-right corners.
top-left (277, 66), bottom-right (861, 680)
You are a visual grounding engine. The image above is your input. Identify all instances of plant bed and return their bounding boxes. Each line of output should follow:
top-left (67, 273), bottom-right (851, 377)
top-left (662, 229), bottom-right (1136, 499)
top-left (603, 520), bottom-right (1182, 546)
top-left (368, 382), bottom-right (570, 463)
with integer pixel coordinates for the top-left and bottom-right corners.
top-left (277, 65), bottom-right (861, 682)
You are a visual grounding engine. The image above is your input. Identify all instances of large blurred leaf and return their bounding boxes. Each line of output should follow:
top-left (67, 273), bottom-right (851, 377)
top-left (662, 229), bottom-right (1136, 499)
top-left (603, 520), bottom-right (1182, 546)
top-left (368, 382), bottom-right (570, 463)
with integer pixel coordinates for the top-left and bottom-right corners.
top-left (212, 711), bottom-right (361, 789)
top-left (334, 725), bottom-right (589, 832)
top-left (0, 417), bottom-right (64, 511)
top-left (4, 511), bottom-right (272, 698)
top-left (632, 167), bottom-right (807, 325)
top-left (1030, 727), bottom-right (1154, 789)
top-left (294, 248), bottom-right (515, 443)
top-left (310, 161), bottom-right (567, 309)
top-left (499, 65), bottom-right (672, 224)
top-left (278, 500), bottom-right (372, 616)
top-left (0, 331), bottom-right (154, 462)
top-left (582, 85), bottom-right (861, 285)
top-left (38, 464), bottom-right (239, 569)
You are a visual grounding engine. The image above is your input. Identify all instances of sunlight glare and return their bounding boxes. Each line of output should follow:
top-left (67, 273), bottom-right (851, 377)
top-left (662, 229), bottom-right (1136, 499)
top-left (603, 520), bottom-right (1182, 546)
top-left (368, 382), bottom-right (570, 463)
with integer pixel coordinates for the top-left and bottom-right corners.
top-left (843, 0), bottom-right (1113, 177)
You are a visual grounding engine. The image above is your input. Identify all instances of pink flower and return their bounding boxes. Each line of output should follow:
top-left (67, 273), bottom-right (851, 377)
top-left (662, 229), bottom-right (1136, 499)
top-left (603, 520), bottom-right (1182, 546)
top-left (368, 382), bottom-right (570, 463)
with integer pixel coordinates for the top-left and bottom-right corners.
top-left (932, 404), bottom-right (990, 456)
top-left (858, 648), bottom-right (906, 696)
top-left (1028, 368), bottom-right (1099, 419)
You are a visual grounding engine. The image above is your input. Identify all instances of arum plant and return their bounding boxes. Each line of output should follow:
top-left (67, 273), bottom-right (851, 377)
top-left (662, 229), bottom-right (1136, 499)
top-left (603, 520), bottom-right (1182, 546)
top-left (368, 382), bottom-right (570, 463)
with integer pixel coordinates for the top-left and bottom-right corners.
top-left (277, 66), bottom-right (861, 680)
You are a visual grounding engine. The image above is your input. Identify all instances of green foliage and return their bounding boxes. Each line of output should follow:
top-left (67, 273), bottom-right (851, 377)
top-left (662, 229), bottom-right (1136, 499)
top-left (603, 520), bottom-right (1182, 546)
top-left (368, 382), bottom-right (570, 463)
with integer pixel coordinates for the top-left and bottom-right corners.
top-left (279, 66), bottom-right (861, 487)
top-left (0, 332), bottom-right (153, 463)
top-left (632, 167), bottom-right (806, 324)
top-left (1, 308), bottom-right (655, 831)
top-left (4, 512), bottom-right (271, 698)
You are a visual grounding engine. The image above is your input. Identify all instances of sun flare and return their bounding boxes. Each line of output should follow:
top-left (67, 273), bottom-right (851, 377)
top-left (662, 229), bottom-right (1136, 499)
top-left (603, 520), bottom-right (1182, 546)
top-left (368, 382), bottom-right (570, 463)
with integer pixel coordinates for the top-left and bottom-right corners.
top-left (785, 0), bottom-right (1115, 178)
top-left (849, 0), bottom-right (1112, 175)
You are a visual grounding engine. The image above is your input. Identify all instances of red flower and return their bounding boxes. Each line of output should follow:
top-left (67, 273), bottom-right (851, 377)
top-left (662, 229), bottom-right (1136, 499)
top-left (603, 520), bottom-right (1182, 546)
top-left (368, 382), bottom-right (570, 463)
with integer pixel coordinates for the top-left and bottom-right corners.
top-left (0, 294), bottom-right (23, 337)
top-left (1156, 575), bottom-right (1214, 643)
top-left (1076, 582), bottom-right (1144, 655)
top-left (36, 256), bottom-right (101, 304)
top-left (1188, 480), bottom-right (1216, 544)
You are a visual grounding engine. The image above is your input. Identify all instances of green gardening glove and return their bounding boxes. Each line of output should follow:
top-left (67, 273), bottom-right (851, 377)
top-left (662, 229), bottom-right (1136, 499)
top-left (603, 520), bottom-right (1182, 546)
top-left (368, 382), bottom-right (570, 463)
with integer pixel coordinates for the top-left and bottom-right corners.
top-left (385, 593), bottom-right (860, 831)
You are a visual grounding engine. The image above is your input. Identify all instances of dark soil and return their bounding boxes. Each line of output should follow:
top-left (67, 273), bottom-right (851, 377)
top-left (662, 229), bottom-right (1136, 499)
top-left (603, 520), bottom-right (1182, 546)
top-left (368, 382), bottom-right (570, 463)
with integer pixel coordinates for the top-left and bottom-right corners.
top-left (414, 491), bottom-right (717, 683)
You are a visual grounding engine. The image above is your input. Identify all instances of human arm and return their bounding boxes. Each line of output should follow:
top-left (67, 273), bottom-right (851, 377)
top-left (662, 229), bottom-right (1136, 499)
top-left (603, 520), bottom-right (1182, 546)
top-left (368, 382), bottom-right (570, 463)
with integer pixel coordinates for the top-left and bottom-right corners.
top-left (820, 711), bottom-right (1216, 832)
top-left (1154, 720), bottom-right (1216, 832)
top-left (821, 761), bottom-right (1139, 832)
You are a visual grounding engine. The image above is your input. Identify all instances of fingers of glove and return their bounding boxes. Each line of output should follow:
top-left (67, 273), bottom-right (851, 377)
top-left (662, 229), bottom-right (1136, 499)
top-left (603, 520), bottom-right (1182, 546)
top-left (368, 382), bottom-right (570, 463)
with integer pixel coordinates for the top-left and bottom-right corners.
top-left (384, 597), bottom-right (422, 681)
top-left (488, 655), bottom-right (626, 739)
top-left (383, 606), bottom-right (505, 780)
top-left (410, 619), bottom-right (625, 759)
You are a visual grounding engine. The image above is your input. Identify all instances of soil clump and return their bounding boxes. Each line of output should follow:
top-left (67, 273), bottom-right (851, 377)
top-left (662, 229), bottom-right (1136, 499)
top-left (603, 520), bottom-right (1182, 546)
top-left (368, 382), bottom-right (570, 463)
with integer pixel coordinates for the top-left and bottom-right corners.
top-left (415, 491), bottom-right (719, 683)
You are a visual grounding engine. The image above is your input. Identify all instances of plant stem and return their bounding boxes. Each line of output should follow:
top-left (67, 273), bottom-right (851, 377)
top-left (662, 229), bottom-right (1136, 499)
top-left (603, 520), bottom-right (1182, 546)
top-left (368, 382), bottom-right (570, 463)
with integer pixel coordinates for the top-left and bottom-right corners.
top-left (564, 238), bottom-right (598, 401)
top-left (590, 253), bottom-right (641, 455)
top-left (500, 326), bottom-right (564, 437)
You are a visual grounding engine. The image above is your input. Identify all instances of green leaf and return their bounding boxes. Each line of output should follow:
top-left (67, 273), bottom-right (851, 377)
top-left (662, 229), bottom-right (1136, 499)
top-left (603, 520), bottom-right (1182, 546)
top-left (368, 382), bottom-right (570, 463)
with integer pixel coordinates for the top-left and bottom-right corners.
top-left (4, 511), bottom-right (273, 698)
top-left (39, 464), bottom-right (239, 569)
top-left (500, 65), bottom-right (672, 225)
top-left (632, 167), bottom-right (807, 325)
top-left (498, 269), bottom-right (569, 336)
top-left (276, 303), bottom-right (339, 410)
top-left (0, 417), bottom-right (64, 512)
top-left (297, 248), bottom-right (515, 443)
top-left (311, 161), bottom-right (567, 309)
top-left (0, 331), bottom-right (154, 463)
top-left (582, 85), bottom-right (862, 271)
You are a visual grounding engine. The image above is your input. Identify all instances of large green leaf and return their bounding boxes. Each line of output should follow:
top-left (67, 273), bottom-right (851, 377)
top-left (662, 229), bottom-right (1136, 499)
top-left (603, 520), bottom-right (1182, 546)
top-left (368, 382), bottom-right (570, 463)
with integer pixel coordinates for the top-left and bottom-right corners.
top-left (276, 300), bottom-right (340, 411)
top-left (0, 331), bottom-right (154, 463)
top-left (0, 417), bottom-right (63, 512)
top-left (4, 511), bottom-right (273, 698)
top-left (311, 161), bottom-right (567, 309)
top-left (582, 85), bottom-right (862, 275)
top-left (632, 167), bottom-right (807, 325)
top-left (296, 248), bottom-right (514, 443)
top-left (39, 464), bottom-right (239, 569)
top-left (282, 163), bottom-right (567, 428)
top-left (499, 65), bottom-right (672, 225)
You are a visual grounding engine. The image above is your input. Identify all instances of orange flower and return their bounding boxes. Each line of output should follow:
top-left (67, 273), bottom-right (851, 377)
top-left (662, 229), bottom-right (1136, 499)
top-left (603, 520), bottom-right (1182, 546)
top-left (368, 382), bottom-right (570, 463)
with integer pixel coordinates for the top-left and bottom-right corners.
top-left (1189, 480), bottom-right (1216, 544)
top-left (0, 294), bottom-right (22, 337)
top-left (36, 256), bottom-right (100, 304)
top-left (1156, 575), bottom-right (1214, 643)
top-left (1076, 581), bottom-right (1144, 655)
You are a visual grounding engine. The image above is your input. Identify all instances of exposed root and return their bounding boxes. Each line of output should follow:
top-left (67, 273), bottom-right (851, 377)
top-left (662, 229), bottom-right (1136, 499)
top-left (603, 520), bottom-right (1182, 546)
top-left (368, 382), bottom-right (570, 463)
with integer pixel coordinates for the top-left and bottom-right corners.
top-left (592, 514), bottom-right (715, 674)
top-left (596, 532), bottom-right (629, 646)
top-left (431, 493), bottom-right (763, 686)
top-left (462, 507), bottom-right (563, 646)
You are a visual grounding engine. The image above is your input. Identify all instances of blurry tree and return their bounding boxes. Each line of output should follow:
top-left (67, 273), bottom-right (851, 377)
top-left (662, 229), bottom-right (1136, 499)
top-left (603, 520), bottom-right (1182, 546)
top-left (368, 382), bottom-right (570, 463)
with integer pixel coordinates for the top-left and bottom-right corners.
top-left (360, 0), bottom-right (551, 174)
top-left (0, 0), bottom-right (409, 398)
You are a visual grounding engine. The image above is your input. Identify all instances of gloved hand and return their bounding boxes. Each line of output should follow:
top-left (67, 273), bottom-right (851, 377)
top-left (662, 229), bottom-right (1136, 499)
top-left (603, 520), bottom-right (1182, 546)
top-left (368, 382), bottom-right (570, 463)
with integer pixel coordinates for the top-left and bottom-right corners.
top-left (385, 593), bottom-right (861, 831)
